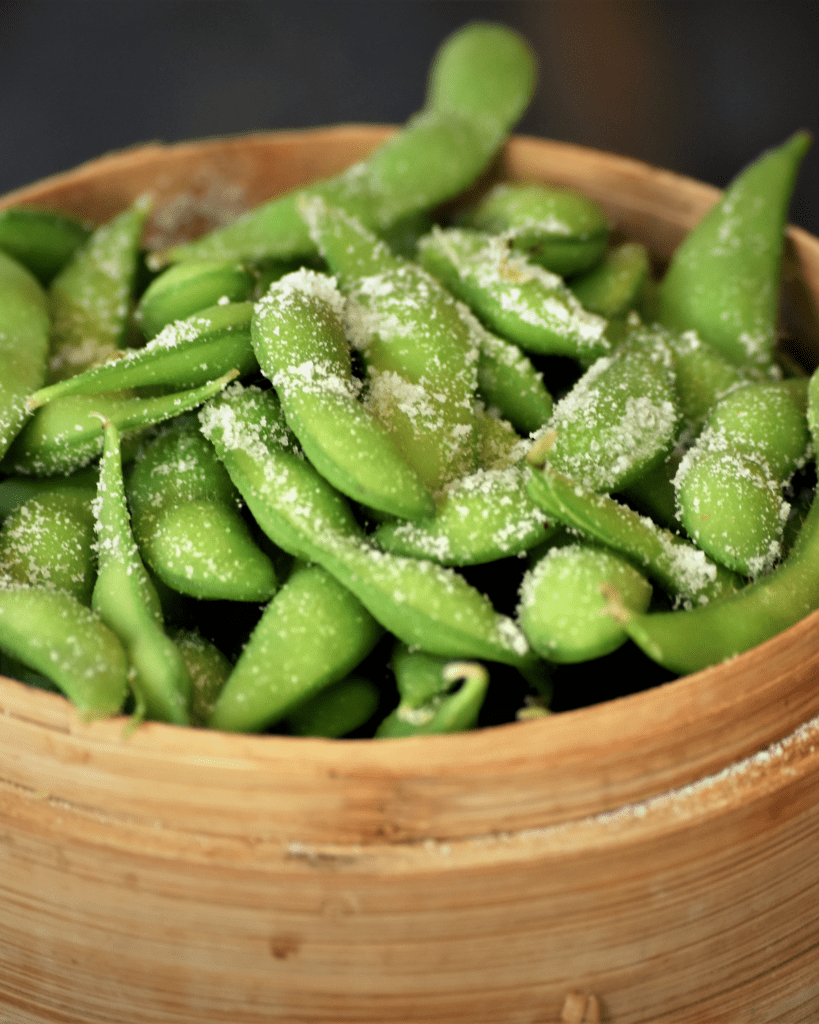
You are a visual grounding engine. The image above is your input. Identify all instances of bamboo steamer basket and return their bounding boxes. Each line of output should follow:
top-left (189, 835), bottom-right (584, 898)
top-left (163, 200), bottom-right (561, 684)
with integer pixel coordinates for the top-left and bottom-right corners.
top-left (1, 127), bottom-right (818, 1024)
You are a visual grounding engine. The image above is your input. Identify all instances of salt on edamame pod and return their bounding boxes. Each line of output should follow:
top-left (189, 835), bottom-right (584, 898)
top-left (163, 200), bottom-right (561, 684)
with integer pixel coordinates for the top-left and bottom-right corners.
top-left (92, 419), bottom-right (192, 725)
top-left (466, 182), bottom-right (611, 278)
top-left (127, 415), bottom-right (279, 602)
top-left (0, 207), bottom-right (91, 284)
top-left (206, 562), bottom-right (382, 734)
top-left (48, 196), bottom-right (151, 382)
top-left (0, 582), bottom-right (128, 719)
top-left (252, 268), bottom-right (435, 520)
top-left (418, 226), bottom-right (609, 362)
top-left (135, 259), bottom-right (255, 339)
top-left (172, 628), bottom-right (233, 727)
top-left (0, 250), bottom-right (50, 460)
top-left (654, 131), bottom-right (811, 367)
top-left (518, 543), bottom-right (652, 663)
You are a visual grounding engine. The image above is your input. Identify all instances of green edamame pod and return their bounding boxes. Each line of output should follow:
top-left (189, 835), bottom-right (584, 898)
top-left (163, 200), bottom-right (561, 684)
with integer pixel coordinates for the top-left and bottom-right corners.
top-left (284, 675), bottom-right (381, 738)
top-left (0, 491), bottom-right (97, 605)
top-left (569, 241), bottom-right (650, 319)
top-left (206, 562), bottom-right (382, 734)
top-left (667, 328), bottom-right (754, 427)
top-left (526, 463), bottom-right (742, 606)
top-left (418, 226), bottom-right (609, 362)
top-left (172, 628), bottom-right (232, 727)
top-left (654, 131), bottom-right (810, 367)
top-left (135, 259), bottom-right (255, 339)
top-left (475, 404), bottom-right (528, 470)
top-left (92, 419), bottom-right (192, 725)
top-left (534, 325), bottom-right (679, 492)
top-left (302, 199), bottom-right (479, 493)
top-left (0, 582), bottom-right (128, 719)
top-left (0, 466), bottom-right (98, 519)
top-left (127, 415), bottom-right (278, 602)
top-left (159, 23), bottom-right (535, 267)
top-left (0, 207), bottom-right (91, 284)
top-left (252, 269), bottom-right (435, 519)
top-left (0, 250), bottom-right (50, 460)
top-left (4, 373), bottom-right (237, 476)
top-left (48, 196), bottom-right (151, 382)
top-left (373, 465), bottom-right (552, 566)
top-left (376, 660), bottom-right (489, 738)
top-left (27, 301), bottom-right (257, 410)
top-left (518, 543), bottom-right (652, 663)
top-left (466, 182), bottom-right (611, 277)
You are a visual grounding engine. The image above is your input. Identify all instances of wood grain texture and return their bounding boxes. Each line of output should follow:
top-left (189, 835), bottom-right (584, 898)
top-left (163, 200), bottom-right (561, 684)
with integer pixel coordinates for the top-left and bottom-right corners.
top-left (1, 128), bottom-right (818, 1023)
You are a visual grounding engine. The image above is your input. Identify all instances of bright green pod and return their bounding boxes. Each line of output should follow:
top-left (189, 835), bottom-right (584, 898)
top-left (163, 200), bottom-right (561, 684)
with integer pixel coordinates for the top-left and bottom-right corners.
top-left (0, 491), bottom-right (97, 605)
top-left (535, 325), bottom-right (679, 493)
top-left (285, 675), bottom-right (381, 738)
top-left (135, 259), bottom-right (255, 339)
top-left (375, 660), bottom-right (489, 738)
top-left (526, 463), bottom-right (742, 607)
top-left (0, 466), bottom-right (97, 519)
top-left (28, 301), bottom-right (257, 410)
top-left (92, 419), bottom-right (192, 725)
top-left (475, 404), bottom-right (528, 470)
top-left (417, 226), bottom-right (609, 361)
top-left (127, 416), bottom-right (278, 602)
top-left (667, 328), bottom-right (754, 427)
top-left (467, 182), bottom-right (610, 277)
top-left (569, 241), bottom-right (649, 318)
top-left (518, 543), bottom-right (652, 663)
top-left (252, 269), bottom-right (435, 519)
top-left (171, 628), bottom-right (233, 727)
top-left (3, 373), bottom-right (236, 476)
top-left (302, 200), bottom-right (479, 493)
top-left (206, 562), bottom-right (382, 734)
top-left (0, 250), bottom-right (50, 460)
top-left (654, 131), bottom-right (811, 367)
top-left (0, 582), bottom-right (128, 719)
top-left (373, 465), bottom-right (552, 566)
top-left (0, 208), bottom-right (91, 284)
top-left (48, 196), bottom-right (151, 382)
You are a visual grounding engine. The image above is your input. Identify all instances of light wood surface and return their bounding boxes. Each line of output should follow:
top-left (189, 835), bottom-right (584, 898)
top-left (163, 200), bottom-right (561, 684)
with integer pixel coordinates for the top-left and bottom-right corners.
top-left (0, 127), bottom-right (818, 1023)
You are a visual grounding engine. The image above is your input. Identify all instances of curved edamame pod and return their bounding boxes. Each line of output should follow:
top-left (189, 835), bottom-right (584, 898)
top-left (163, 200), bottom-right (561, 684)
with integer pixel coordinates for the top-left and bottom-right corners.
top-left (135, 259), bottom-right (255, 339)
top-left (171, 628), bottom-right (234, 727)
top-left (48, 196), bottom-right (151, 382)
top-left (285, 675), bottom-right (381, 738)
top-left (417, 226), bottom-right (609, 362)
top-left (127, 415), bottom-right (278, 602)
top-left (466, 182), bottom-right (611, 277)
top-left (569, 241), bottom-right (650, 319)
top-left (375, 660), bottom-right (489, 738)
top-left (252, 269), bottom-right (435, 519)
top-left (654, 130), bottom-right (810, 367)
top-left (0, 582), bottom-right (128, 719)
top-left (0, 207), bottom-right (91, 284)
top-left (0, 250), bottom-right (50, 460)
top-left (92, 419), bottom-right (192, 725)
top-left (206, 562), bottom-right (382, 733)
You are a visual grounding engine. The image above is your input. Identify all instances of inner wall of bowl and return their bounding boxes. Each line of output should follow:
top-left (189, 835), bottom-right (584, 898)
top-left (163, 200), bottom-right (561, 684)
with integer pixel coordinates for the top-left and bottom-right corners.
top-left (1, 129), bottom-right (819, 846)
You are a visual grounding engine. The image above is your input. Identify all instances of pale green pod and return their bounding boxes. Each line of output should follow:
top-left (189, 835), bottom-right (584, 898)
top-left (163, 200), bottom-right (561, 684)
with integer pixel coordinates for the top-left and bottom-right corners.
top-left (0, 207), bottom-right (91, 284)
top-left (569, 241), bottom-right (649, 318)
top-left (172, 628), bottom-right (233, 727)
top-left (285, 675), bottom-right (381, 738)
top-left (135, 259), bottom-right (255, 339)
top-left (375, 660), bottom-right (489, 738)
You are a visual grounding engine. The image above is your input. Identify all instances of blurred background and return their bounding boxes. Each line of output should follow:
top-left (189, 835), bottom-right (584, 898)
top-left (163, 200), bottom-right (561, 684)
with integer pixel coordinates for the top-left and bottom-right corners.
top-left (2, 0), bottom-right (819, 232)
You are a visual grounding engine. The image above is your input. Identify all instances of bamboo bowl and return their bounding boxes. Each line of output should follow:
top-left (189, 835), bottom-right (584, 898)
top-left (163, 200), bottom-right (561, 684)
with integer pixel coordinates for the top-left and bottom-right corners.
top-left (1, 127), bottom-right (818, 1024)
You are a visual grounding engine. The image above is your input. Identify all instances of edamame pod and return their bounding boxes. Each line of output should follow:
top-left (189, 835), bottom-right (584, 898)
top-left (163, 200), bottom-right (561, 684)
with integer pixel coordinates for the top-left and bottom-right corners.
top-left (0, 207), bottom-right (91, 283)
top-left (569, 241), bottom-right (649, 319)
top-left (285, 675), bottom-right (381, 738)
top-left (654, 131), bottom-right (810, 367)
top-left (92, 419), bottom-right (192, 725)
top-left (48, 196), bottom-right (151, 382)
top-left (171, 628), bottom-right (234, 727)
top-left (135, 259), bottom-right (255, 339)
top-left (252, 269), bottom-right (435, 519)
top-left (376, 661), bottom-right (489, 737)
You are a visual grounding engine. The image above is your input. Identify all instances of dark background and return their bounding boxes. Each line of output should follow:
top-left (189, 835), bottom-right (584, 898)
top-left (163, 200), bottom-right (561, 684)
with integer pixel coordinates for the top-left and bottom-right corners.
top-left (2, 1), bottom-right (819, 233)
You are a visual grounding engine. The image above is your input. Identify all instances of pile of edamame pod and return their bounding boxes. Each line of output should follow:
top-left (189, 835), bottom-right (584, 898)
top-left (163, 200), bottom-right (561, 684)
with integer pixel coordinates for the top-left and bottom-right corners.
top-left (0, 22), bottom-right (818, 737)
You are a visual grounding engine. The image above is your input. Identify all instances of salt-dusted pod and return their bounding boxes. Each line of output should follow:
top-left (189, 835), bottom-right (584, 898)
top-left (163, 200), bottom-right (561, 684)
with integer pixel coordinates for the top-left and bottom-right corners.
top-left (466, 181), bottom-right (610, 277)
top-left (417, 225), bottom-right (609, 362)
top-left (654, 131), bottom-right (810, 367)
top-left (373, 465), bottom-right (552, 566)
top-left (206, 562), bottom-right (382, 734)
top-left (135, 259), bottom-right (255, 339)
top-left (0, 250), bottom-right (50, 460)
top-left (252, 269), bottom-right (435, 520)
top-left (302, 199), bottom-right (479, 493)
top-left (0, 207), bottom-right (91, 284)
top-left (0, 582), bottom-right (128, 719)
top-left (0, 491), bottom-right (97, 605)
top-left (569, 241), bottom-right (649, 319)
top-left (127, 416), bottom-right (278, 602)
top-left (0, 466), bottom-right (97, 519)
top-left (518, 543), bottom-right (652, 663)
top-left (526, 463), bottom-right (742, 607)
top-left (92, 419), bottom-right (192, 726)
top-left (172, 628), bottom-right (233, 727)
top-left (667, 328), bottom-right (756, 428)
top-left (48, 196), bottom-right (151, 382)
top-left (534, 325), bottom-right (679, 493)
